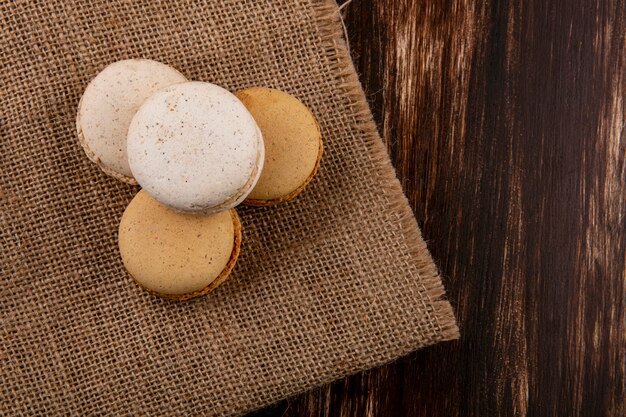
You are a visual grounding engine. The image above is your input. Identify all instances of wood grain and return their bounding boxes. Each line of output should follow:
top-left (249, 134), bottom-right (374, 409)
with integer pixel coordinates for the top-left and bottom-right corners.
top-left (249, 0), bottom-right (625, 415)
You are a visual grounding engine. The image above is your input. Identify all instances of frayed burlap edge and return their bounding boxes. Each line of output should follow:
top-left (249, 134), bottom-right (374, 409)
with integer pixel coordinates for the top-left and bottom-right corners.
top-left (312, 0), bottom-right (459, 343)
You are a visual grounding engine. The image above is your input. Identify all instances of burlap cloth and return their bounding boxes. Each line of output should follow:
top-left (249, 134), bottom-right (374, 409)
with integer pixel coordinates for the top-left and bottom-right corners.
top-left (0, 1), bottom-right (459, 415)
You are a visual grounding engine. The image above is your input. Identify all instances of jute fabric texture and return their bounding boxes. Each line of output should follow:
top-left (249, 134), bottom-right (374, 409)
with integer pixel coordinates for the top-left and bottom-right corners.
top-left (0, 1), bottom-right (459, 415)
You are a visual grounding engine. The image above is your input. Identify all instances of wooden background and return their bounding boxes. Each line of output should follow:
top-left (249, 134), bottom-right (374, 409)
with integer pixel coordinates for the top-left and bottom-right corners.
top-left (251, 0), bottom-right (625, 415)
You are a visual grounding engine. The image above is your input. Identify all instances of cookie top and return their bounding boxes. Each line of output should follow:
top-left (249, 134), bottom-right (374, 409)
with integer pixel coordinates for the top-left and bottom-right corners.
top-left (118, 190), bottom-right (241, 300)
top-left (76, 59), bottom-right (187, 183)
top-left (127, 81), bottom-right (264, 213)
top-left (235, 87), bottom-right (322, 205)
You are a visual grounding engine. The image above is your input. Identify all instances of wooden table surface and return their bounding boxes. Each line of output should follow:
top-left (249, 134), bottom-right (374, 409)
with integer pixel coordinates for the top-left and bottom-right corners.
top-left (251, 0), bottom-right (625, 415)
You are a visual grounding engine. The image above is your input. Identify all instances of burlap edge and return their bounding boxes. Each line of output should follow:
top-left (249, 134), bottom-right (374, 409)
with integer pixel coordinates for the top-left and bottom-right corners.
top-left (312, 0), bottom-right (460, 342)
top-left (236, 4), bottom-right (461, 413)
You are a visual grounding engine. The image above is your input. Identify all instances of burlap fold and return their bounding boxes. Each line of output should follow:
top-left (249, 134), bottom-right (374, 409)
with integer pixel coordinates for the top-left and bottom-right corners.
top-left (0, 0), bottom-right (458, 415)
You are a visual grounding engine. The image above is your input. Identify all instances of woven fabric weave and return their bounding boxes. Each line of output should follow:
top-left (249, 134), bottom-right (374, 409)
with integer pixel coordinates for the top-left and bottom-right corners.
top-left (0, 1), bottom-right (458, 415)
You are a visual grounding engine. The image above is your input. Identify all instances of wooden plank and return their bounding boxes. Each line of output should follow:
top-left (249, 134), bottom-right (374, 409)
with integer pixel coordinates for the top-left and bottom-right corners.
top-left (250, 0), bottom-right (625, 415)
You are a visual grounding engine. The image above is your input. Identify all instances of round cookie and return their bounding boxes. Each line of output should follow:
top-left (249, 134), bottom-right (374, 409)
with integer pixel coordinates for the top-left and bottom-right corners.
top-left (127, 81), bottom-right (264, 214)
top-left (76, 59), bottom-right (187, 183)
top-left (118, 190), bottom-right (241, 300)
top-left (235, 87), bottom-right (323, 206)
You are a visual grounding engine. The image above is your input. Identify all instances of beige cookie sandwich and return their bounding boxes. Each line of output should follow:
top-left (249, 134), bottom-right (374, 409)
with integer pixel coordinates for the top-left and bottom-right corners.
top-left (127, 82), bottom-right (264, 213)
top-left (118, 190), bottom-right (241, 300)
top-left (76, 59), bottom-right (187, 183)
top-left (235, 87), bottom-right (323, 206)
